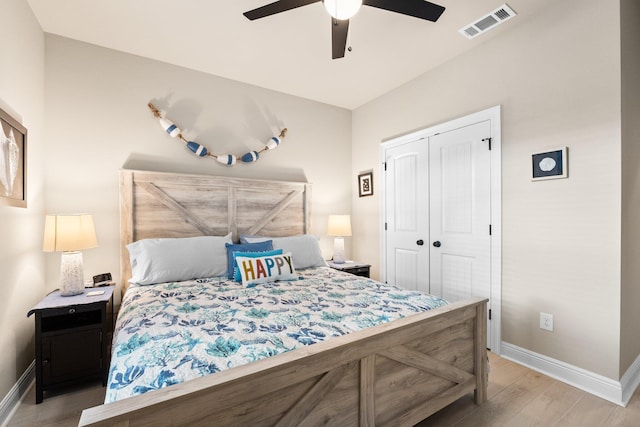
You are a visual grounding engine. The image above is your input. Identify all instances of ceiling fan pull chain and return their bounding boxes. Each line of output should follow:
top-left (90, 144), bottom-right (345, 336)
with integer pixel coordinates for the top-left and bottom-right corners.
top-left (347, 17), bottom-right (353, 53)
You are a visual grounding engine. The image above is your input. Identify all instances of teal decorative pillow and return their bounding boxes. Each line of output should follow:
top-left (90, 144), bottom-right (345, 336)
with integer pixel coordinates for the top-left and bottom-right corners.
top-left (232, 249), bottom-right (284, 282)
top-left (224, 241), bottom-right (273, 278)
top-left (235, 252), bottom-right (297, 287)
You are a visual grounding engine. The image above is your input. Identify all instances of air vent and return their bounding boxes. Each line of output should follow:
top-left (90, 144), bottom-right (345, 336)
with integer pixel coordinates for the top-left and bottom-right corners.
top-left (459, 3), bottom-right (517, 39)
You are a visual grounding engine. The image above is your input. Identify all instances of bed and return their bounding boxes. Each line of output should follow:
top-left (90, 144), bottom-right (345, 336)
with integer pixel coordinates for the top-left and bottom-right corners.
top-left (79, 169), bottom-right (487, 427)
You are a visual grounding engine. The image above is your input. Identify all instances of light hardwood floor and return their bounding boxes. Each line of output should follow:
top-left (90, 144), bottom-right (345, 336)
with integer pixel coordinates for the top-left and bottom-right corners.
top-left (7, 353), bottom-right (640, 426)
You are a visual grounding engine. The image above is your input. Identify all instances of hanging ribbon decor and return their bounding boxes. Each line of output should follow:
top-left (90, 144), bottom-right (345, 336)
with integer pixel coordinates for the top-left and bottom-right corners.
top-left (147, 102), bottom-right (287, 166)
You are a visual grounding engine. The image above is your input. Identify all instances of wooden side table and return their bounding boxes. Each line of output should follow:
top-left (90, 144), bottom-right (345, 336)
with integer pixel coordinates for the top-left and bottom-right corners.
top-left (28, 286), bottom-right (115, 403)
top-left (327, 261), bottom-right (371, 278)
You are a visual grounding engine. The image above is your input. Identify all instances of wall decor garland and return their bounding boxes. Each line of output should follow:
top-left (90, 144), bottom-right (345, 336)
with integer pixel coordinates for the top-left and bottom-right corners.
top-left (147, 102), bottom-right (287, 166)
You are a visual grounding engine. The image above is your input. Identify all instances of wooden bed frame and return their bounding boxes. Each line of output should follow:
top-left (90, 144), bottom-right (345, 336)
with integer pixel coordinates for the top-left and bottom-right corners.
top-left (79, 169), bottom-right (487, 426)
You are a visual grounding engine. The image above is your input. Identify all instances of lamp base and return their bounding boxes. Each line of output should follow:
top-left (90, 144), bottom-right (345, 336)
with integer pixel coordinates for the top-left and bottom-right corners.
top-left (60, 251), bottom-right (85, 296)
top-left (333, 237), bottom-right (346, 264)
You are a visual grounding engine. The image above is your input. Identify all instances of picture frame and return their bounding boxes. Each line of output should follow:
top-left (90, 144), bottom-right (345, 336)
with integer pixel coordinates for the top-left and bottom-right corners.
top-left (0, 106), bottom-right (27, 208)
top-left (358, 171), bottom-right (373, 197)
top-left (532, 147), bottom-right (567, 181)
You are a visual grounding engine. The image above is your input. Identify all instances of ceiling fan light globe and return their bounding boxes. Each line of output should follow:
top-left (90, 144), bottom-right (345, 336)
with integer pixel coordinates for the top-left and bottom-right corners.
top-left (323, 0), bottom-right (362, 20)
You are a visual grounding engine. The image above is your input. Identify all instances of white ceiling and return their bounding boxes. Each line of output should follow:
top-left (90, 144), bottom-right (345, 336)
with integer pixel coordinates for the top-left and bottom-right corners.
top-left (27, 0), bottom-right (552, 109)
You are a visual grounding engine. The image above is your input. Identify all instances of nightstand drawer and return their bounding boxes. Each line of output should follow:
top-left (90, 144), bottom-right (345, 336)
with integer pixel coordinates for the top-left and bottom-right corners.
top-left (346, 266), bottom-right (370, 277)
top-left (327, 262), bottom-right (371, 278)
top-left (41, 307), bottom-right (102, 333)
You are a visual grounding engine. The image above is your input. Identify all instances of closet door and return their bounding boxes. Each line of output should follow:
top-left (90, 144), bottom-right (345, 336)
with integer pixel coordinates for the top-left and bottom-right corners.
top-left (383, 139), bottom-right (429, 292)
top-left (382, 107), bottom-right (500, 351)
top-left (428, 121), bottom-right (492, 307)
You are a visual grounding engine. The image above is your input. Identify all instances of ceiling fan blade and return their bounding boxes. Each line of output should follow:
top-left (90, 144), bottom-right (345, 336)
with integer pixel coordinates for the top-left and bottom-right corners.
top-left (244, 0), bottom-right (321, 20)
top-left (331, 18), bottom-right (349, 59)
top-left (363, 0), bottom-right (445, 22)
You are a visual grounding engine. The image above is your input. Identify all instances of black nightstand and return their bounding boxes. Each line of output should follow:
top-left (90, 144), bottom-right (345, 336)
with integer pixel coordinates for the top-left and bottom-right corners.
top-left (28, 286), bottom-right (115, 403)
top-left (327, 261), bottom-right (371, 278)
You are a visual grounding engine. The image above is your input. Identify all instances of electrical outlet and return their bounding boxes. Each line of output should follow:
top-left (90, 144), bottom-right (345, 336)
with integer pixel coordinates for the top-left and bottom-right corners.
top-left (540, 312), bottom-right (553, 332)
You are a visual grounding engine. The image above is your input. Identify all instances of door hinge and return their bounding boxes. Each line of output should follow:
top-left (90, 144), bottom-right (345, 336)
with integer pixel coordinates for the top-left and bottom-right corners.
top-left (384, 162), bottom-right (387, 171)
top-left (384, 222), bottom-right (388, 231)
top-left (482, 137), bottom-right (492, 150)
top-left (489, 224), bottom-right (492, 235)
top-left (489, 309), bottom-right (492, 320)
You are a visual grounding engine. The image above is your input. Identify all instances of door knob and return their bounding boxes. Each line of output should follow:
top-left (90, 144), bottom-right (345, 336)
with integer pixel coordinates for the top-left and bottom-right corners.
top-left (416, 239), bottom-right (424, 246)
top-left (433, 241), bottom-right (441, 248)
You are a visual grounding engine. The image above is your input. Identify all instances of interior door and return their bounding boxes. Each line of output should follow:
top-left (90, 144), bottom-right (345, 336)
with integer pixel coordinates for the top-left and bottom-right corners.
top-left (429, 122), bottom-right (491, 308)
top-left (384, 139), bottom-right (429, 292)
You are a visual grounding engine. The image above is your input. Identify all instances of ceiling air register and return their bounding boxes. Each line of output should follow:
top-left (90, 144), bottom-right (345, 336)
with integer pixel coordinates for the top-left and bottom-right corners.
top-left (459, 3), bottom-right (517, 39)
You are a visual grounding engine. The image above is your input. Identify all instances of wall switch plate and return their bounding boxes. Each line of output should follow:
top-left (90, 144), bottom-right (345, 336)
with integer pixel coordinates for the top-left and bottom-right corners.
top-left (540, 312), bottom-right (553, 332)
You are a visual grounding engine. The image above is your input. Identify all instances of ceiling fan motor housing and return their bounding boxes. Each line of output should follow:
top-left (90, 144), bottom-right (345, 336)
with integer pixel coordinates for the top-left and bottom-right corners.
top-left (323, 0), bottom-right (363, 20)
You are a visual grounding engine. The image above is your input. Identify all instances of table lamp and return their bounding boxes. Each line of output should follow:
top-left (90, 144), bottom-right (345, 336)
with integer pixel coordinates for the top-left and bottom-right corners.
top-left (43, 214), bottom-right (98, 296)
top-left (327, 214), bottom-right (351, 264)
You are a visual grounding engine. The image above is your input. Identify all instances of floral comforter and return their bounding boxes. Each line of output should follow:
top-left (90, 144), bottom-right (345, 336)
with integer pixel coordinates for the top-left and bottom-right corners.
top-left (105, 266), bottom-right (447, 403)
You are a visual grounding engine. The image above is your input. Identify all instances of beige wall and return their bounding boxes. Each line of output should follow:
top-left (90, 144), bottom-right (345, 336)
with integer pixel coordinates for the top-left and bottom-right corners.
top-left (44, 36), bottom-right (353, 299)
top-left (352, 0), bottom-right (624, 379)
top-left (0, 0), bottom-right (45, 399)
top-left (620, 0), bottom-right (640, 376)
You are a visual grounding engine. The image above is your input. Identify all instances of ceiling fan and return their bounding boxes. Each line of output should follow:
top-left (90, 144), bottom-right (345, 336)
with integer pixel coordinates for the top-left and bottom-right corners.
top-left (244, 0), bottom-right (446, 59)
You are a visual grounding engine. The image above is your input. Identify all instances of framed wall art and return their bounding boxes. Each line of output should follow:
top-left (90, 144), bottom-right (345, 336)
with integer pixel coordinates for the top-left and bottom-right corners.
top-left (532, 147), bottom-right (567, 181)
top-left (0, 106), bottom-right (27, 208)
top-left (358, 171), bottom-right (373, 197)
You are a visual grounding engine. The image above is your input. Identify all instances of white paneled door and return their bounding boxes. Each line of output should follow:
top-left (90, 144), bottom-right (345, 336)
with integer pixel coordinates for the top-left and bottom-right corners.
top-left (384, 138), bottom-right (429, 292)
top-left (383, 118), bottom-right (494, 349)
top-left (429, 122), bottom-right (491, 305)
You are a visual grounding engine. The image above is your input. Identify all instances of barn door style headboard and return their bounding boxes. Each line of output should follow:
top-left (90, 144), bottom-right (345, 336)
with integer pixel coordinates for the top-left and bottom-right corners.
top-left (119, 169), bottom-right (311, 288)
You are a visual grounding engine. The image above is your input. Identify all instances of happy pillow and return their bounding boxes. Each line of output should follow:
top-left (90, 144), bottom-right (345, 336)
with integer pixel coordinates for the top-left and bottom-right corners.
top-left (235, 252), bottom-right (297, 287)
top-left (232, 249), bottom-right (283, 282)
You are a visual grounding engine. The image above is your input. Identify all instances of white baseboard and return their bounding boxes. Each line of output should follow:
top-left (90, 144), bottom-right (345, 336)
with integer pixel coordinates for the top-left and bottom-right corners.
top-left (0, 361), bottom-right (35, 427)
top-left (501, 342), bottom-right (640, 407)
top-left (621, 349), bottom-right (640, 405)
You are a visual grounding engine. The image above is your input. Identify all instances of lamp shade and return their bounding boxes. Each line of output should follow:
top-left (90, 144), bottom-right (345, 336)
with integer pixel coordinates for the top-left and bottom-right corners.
top-left (43, 214), bottom-right (98, 252)
top-left (323, 0), bottom-right (363, 20)
top-left (327, 214), bottom-right (352, 237)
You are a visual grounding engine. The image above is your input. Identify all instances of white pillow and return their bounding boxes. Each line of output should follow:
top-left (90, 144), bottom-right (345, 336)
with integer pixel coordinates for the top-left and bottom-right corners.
top-left (127, 234), bottom-right (232, 285)
top-left (235, 252), bottom-right (297, 287)
top-left (239, 234), bottom-right (327, 270)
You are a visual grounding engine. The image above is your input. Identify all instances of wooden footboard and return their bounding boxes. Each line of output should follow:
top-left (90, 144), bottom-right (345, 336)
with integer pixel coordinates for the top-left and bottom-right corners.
top-left (79, 297), bottom-right (487, 427)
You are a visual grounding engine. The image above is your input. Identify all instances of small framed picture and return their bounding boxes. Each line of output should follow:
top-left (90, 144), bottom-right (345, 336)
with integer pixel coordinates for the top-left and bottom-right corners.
top-left (0, 106), bottom-right (27, 208)
top-left (532, 147), bottom-right (567, 181)
top-left (358, 171), bottom-right (373, 197)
